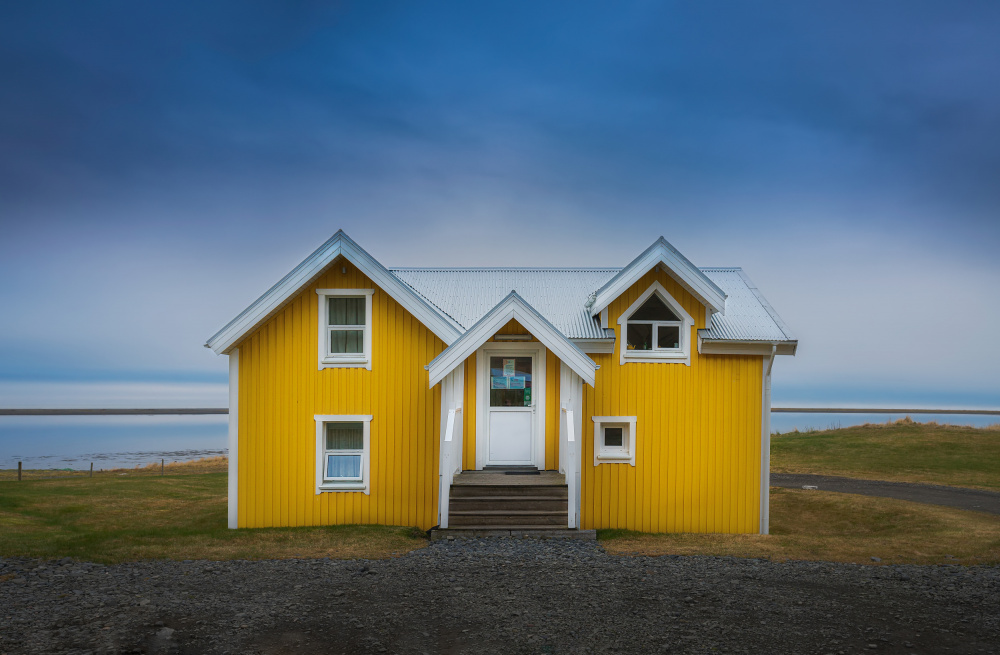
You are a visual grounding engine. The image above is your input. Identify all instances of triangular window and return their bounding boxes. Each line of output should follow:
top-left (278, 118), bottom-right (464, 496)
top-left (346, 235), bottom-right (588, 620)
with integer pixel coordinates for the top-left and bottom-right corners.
top-left (629, 294), bottom-right (680, 322)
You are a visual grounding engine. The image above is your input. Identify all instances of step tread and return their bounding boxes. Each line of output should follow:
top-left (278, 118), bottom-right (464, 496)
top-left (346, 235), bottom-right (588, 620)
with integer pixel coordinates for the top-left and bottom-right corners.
top-left (450, 509), bottom-right (567, 516)
top-left (450, 495), bottom-right (568, 501)
top-left (442, 525), bottom-right (571, 531)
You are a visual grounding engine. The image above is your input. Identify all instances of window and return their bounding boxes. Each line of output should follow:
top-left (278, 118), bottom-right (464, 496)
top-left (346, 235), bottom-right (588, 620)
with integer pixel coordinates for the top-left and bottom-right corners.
top-left (316, 289), bottom-right (374, 369)
top-left (315, 415), bottom-right (372, 493)
top-left (592, 416), bottom-right (637, 466)
top-left (617, 281), bottom-right (693, 365)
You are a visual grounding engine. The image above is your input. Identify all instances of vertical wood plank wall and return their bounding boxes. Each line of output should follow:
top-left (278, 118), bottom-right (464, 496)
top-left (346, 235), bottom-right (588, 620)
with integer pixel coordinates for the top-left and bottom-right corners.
top-left (580, 268), bottom-right (764, 533)
top-left (236, 258), bottom-right (444, 530)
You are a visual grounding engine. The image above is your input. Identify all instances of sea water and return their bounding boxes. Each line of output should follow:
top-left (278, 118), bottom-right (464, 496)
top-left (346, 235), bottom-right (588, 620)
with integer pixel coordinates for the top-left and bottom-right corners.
top-left (0, 414), bottom-right (228, 470)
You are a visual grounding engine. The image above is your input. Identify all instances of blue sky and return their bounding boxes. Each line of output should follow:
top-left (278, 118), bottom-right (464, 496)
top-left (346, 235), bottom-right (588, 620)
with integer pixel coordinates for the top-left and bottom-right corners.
top-left (1, 1), bottom-right (999, 412)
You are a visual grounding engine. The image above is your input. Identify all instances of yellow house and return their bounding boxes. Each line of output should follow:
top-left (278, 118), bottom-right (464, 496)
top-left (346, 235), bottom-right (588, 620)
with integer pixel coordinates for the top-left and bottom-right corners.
top-left (205, 231), bottom-right (796, 535)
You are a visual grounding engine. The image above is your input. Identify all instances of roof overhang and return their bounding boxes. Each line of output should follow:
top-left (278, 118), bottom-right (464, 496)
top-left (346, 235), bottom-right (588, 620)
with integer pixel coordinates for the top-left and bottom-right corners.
top-left (698, 337), bottom-right (798, 357)
top-left (589, 237), bottom-right (727, 318)
top-left (205, 230), bottom-right (464, 355)
top-left (426, 292), bottom-right (598, 387)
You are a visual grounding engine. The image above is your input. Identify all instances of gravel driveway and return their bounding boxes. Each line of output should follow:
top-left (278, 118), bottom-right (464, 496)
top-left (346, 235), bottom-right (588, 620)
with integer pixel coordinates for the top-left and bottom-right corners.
top-left (2, 539), bottom-right (998, 654)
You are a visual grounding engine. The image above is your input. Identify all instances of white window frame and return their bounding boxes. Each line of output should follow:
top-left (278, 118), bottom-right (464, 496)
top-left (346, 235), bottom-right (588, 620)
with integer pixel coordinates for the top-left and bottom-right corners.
top-left (316, 289), bottom-right (374, 370)
top-left (592, 416), bottom-right (637, 466)
top-left (617, 280), bottom-right (694, 366)
top-left (315, 414), bottom-right (373, 494)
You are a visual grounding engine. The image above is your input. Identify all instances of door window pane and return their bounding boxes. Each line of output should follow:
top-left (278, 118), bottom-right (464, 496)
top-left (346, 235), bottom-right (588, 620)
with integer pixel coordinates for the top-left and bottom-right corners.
top-left (489, 356), bottom-right (533, 407)
top-left (657, 325), bottom-right (680, 349)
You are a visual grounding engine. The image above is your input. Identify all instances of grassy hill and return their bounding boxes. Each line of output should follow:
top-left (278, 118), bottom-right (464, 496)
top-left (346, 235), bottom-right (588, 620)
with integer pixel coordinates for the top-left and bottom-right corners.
top-left (771, 418), bottom-right (1000, 490)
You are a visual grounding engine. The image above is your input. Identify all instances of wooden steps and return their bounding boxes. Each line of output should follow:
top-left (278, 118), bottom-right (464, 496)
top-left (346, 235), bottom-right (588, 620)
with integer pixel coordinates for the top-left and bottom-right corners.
top-left (447, 470), bottom-right (568, 529)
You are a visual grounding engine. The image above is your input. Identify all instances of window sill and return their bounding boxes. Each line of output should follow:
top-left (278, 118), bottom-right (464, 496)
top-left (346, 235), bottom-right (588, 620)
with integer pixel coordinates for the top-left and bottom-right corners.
top-left (621, 351), bottom-right (689, 365)
top-left (319, 357), bottom-right (371, 370)
top-left (317, 482), bottom-right (368, 494)
top-left (596, 454), bottom-right (634, 465)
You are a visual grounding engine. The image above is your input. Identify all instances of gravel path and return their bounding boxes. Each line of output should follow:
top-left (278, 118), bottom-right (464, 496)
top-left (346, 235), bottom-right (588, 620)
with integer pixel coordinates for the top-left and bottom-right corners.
top-left (770, 473), bottom-right (1000, 515)
top-left (2, 539), bottom-right (999, 655)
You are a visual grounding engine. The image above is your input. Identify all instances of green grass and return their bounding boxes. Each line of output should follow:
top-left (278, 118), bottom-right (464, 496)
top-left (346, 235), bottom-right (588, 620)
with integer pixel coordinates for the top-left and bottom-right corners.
top-left (600, 487), bottom-right (1000, 565)
top-left (0, 473), bottom-right (426, 563)
top-left (771, 419), bottom-right (1000, 490)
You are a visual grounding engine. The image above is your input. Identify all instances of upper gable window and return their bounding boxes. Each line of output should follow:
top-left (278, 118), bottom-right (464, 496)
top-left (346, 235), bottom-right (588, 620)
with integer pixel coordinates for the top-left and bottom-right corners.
top-left (316, 289), bottom-right (374, 370)
top-left (618, 281), bottom-right (694, 366)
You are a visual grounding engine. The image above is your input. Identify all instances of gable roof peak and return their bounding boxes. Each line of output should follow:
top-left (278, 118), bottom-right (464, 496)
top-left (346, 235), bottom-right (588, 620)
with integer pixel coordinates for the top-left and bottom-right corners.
top-left (204, 229), bottom-right (463, 354)
top-left (426, 290), bottom-right (598, 387)
top-left (589, 236), bottom-right (727, 317)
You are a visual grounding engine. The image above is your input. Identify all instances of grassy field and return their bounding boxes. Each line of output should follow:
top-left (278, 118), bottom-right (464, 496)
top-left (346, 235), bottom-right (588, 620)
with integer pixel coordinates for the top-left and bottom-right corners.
top-left (0, 456), bottom-right (229, 481)
top-left (771, 418), bottom-right (1000, 490)
top-left (3, 422), bottom-right (999, 564)
top-left (0, 471), bottom-right (426, 563)
top-left (601, 487), bottom-right (1000, 565)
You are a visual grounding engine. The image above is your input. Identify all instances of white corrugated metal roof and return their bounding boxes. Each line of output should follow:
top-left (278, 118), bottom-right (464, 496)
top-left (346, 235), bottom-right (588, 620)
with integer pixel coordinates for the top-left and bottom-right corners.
top-left (389, 267), bottom-right (794, 343)
top-left (389, 268), bottom-right (616, 340)
top-left (699, 269), bottom-right (794, 342)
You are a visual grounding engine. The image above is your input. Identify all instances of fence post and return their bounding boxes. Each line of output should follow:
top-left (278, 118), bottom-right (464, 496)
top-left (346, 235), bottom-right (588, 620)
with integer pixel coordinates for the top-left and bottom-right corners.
top-left (18, 461), bottom-right (21, 481)
top-left (90, 462), bottom-right (93, 478)
top-left (161, 459), bottom-right (164, 476)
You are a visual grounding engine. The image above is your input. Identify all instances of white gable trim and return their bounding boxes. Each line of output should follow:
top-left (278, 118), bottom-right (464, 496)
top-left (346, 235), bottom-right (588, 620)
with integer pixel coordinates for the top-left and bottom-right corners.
top-left (590, 237), bottom-right (726, 318)
top-left (427, 292), bottom-right (597, 388)
top-left (205, 231), bottom-right (463, 355)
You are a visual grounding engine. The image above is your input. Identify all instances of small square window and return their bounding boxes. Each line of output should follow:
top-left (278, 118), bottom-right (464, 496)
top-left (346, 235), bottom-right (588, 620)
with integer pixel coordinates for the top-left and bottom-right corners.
top-left (592, 416), bottom-right (637, 466)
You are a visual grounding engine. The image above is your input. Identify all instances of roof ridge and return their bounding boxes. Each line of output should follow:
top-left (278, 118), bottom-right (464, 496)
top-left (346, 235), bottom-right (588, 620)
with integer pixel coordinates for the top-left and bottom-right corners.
top-left (389, 266), bottom-right (623, 272)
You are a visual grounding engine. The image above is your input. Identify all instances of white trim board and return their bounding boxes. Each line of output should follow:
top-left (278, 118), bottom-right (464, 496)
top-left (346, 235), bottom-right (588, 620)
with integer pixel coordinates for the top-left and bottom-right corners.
top-left (426, 291), bottom-right (597, 387)
top-left (227, 349), bottom-right (239, 529)
top-left (590, 237), bottom-right (726, 319)
top-left (205, 230), bottom-right (463, 355)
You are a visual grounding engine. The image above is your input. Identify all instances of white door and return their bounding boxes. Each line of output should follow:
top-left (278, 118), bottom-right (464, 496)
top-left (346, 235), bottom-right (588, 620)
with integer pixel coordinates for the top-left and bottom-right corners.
top-left (486, 353), bottom-right (535, 465)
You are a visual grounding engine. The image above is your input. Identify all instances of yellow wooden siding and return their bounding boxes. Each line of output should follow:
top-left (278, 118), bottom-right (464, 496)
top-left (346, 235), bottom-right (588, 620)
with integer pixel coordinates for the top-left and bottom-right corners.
top-left (545, 350), bottom-right (561, 470)
top-left (462, 354), bottom-right (477, 470)
top-left (580, 267), bottom-right (763, 533)
top-left (236, 258), bottom-right (444, 530)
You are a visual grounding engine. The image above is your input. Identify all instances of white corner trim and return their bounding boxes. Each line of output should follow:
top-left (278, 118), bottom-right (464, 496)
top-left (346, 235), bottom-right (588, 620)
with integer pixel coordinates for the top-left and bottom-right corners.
top-left (227, 349), bottom-right (239, 529)
top-left (205, 231), bottom-right (462, 355)
top-left (427, 292), bottom-right (597, 387)
top-left (760, 347), bottom-right (775, 535)
top-left (617, 280), bottom-right (694, 366)
top-left (592, 416), bottom-right (637, 466)
top-left (315, 414), bottom-right (374, 495)
top-left (316, 288), bottom-right (374, 370)
top-left (590, 237), bottom-right (726, 318)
